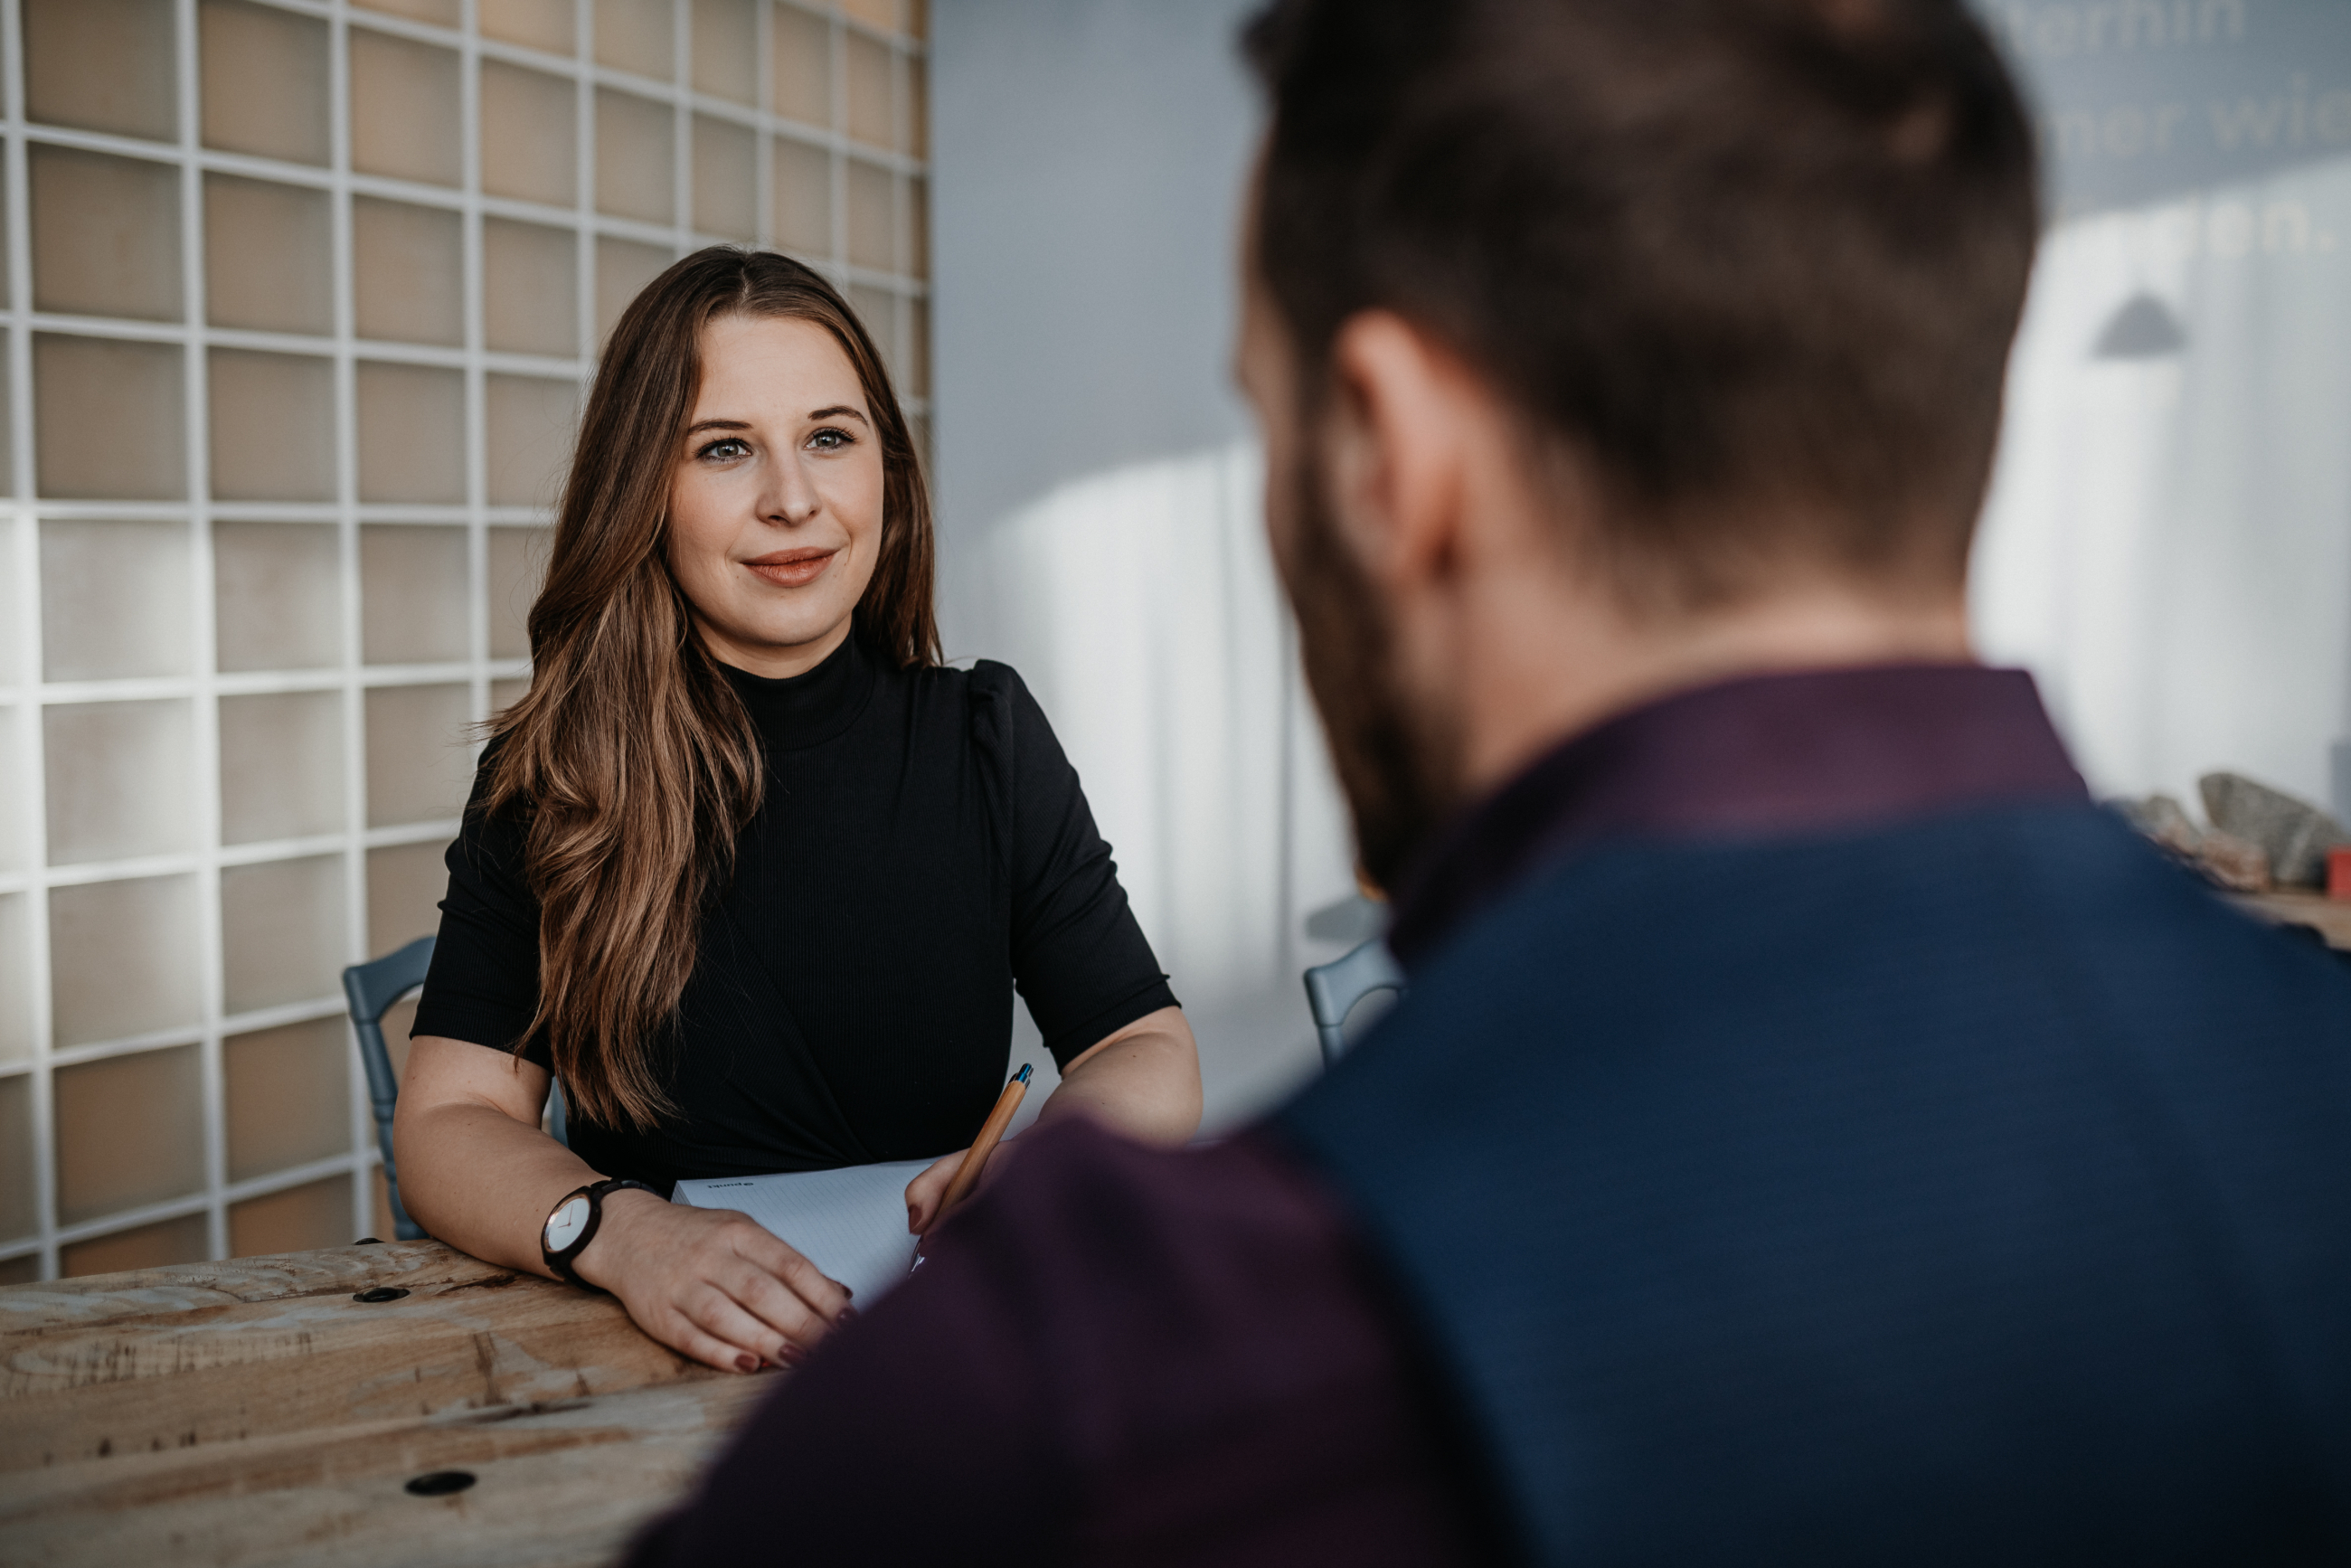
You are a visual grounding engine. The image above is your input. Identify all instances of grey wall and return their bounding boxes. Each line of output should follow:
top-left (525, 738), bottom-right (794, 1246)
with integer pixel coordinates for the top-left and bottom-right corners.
top-left (930, 0), bottom-right (1264, 637)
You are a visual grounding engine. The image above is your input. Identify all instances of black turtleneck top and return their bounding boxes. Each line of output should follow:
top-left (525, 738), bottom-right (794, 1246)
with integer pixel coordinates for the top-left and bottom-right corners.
top-left (411, 632), bottom-right (1177, 1191)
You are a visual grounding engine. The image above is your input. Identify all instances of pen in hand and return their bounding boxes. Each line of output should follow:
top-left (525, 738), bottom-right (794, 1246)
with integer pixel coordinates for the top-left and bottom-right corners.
top-left (911, 1063), bottom-right (1031, 1271)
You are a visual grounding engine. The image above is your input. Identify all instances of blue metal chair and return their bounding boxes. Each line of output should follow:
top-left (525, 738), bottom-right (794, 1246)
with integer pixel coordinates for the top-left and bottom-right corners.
top-left (342, 937), bottom-right (571, 1242)
top-left (1303, 938), bottom-right (1405, 1067)
top-left (344, 937), bottom-right (436, 1241)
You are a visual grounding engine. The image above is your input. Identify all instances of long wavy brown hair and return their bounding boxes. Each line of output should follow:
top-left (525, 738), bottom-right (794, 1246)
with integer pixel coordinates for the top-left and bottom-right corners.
top-left (486, 248), bottom-right (939, 1131)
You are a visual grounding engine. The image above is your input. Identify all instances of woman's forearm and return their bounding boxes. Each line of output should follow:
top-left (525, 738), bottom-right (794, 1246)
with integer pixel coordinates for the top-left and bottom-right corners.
top-left (392, 1035), bottom-right (605, 1277)
top-left (1041, 1006), bottom-right (1203, 1144)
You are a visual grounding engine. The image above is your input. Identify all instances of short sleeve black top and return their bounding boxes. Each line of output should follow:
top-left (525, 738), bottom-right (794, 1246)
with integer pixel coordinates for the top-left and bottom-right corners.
top-left (411, 631), bottom-right (1178, 1192)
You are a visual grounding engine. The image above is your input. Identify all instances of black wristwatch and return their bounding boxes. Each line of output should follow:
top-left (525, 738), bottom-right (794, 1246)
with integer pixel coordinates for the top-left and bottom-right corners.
top-left (541, 1177), bottom-right (658, 1288)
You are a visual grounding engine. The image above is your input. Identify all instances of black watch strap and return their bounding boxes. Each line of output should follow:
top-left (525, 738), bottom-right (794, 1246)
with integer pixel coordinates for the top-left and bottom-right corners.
top-left (542, 1177), bottom-right (658, 1288)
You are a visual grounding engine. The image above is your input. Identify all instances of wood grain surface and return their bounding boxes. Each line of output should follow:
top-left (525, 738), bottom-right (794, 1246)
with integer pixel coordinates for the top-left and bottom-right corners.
top-left (2237, 890), bottom-right (2351, 951)
top-left (0, 1241), bottom-right (771, 1568)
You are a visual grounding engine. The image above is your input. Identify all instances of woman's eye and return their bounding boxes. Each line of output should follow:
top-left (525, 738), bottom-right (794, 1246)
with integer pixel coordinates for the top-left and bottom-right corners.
top-left (697, 439), bottom-right (751, 460)
top-left (808, 428), bottom-right (852, 452)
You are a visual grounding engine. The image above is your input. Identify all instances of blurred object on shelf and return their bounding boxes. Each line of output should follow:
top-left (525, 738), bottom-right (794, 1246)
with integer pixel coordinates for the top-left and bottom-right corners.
top-left (2114, 793), bottom-right (2271, 893)
top-left (2329, 847), bottom-right (2351, 904)
top-left (2199, 772), bottom-right (2351, 889)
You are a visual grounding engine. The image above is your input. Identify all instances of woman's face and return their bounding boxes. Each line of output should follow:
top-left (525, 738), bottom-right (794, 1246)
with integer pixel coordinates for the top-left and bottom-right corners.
top-left (666, 313), bottom-right (885, 679)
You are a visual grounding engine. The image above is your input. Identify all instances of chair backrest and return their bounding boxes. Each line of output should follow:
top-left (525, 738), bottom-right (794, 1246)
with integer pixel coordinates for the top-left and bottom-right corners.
top-left (342, 937), bottom-right (435, 1242)
top-left (342, 937), bottom-right (572, 1243)
top-left (1303, 939), bottom-right (1406, 1067)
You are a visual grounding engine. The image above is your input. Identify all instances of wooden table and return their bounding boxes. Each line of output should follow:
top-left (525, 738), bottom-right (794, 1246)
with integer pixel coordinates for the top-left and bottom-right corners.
top-left (0, 1240), bottom-right (771, 1568)
top-left (2236, 890), bottom-right (2351, 951)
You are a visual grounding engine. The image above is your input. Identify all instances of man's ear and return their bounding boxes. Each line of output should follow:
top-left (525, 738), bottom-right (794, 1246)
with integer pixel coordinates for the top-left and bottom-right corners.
top-left (1320, 310), bottom-right (1478, 591)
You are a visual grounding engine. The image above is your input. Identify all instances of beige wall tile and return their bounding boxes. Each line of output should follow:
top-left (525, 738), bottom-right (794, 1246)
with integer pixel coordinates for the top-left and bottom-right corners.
top-left (225, 1018), bottom-right (352, 1184)
top-left (49, 876), bottom-right (203, 1048)
top-left (908, 175), bottom-right (929, 279)
top-left (845, 32), bottom-right (892, 149)
top-left (53, 1044), bottom-right (203, 1224)
top-left (366, 840), bottom-right (449, 954)
top-left (849, 284), bottom-right (897, 388)
top-left (693, 115), bottom-right (757, 241)
top-left (0, 520), bottom-right (13, 687)
top-left (595, 237), bottom-right (673, 345)
top-left (482, 0), bottom-right (575, 54)
top-left (350, 29), bottom-right (462, 187)
top-left (692, 0), bottom-right (757, 105)
top-left (34, 335), bottom-right (187, 501)
top-left (24, 0), bottom-right (177, 142)
top-left (486, 374), bottom-right (580, 508)
top-left (204, 175), bottom-right (334, 336)
top-left (906, 54), bottom-right (926, 158)
top-left (845, 157), bottom-right (894, 271)
top-left (230, 1175), bottom-right (354, 1258)
top-left (0, 895), bottom-right (30, 1063)
top-left (481, 61), bottom-right (580, 208)
top-left (770, 5), bottom-right (830, 127)
top-left (596, 90), bottom-right (675, 224)
top-left (354, 362), bottom-right (466, 505)
top-left (30, 146), bottom-right (182, 322)
top-left (221, 855), bottom-right (347, 1015)
top-left (597, 0), bottom-right (676, 80)
top-left (490, 676), bottom-right (532, 717)
top-left (0, 716), bottom-right (17, 878)
top-left (41, 520), bottom-right (192, 682)
top-left (208, 350), bottom-right (337, 502)
top-left (354, 0), bottom-right (460, 24)
top-left (771, 137), bottom-right (829, 257)
top-left (219, 690), bottom-right (345, 845)
top-left (200, 0), bottom-right (331, 166)
top-left (43, 701), bottom-right (195, 866)
top-left (361, 524), bottom-right (470, 666)
top-left (214, 523), bottom-right (343, 673)
top-left (0, 1072), bottom-right (32, 1240)
top-left (488, 526), bottom-right (548, 659)
top-left (839, 0), bottom-right (898, 38)
top-left (353, 199), bottom-right (464, 347)
top-left (370, 1166), bottom-right (396, 1242)
top-left (483, 219), bottom-right (579, 358)
top-left (364, 684), bottom-right (474, 827)
top-left (907, 294), bottom-right (930, 399)
top-left (61, 1213), bottom-right (210, 1279)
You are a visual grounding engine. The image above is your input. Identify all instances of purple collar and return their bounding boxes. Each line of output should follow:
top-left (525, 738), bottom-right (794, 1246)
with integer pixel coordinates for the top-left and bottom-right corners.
top-left (1384, 664), bottom-right (2089, 968)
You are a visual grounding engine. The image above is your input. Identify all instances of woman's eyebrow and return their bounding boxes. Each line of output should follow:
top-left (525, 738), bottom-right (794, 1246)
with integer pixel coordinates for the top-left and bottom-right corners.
top-left (685, 418), bottom-right (751, 436)
top-left (807, 405), bottom-right (870, 425)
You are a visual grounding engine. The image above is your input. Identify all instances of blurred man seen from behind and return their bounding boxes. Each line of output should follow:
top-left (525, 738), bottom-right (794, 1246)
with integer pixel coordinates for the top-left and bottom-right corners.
top-left (626, 0), bottom-right (2351, 1563)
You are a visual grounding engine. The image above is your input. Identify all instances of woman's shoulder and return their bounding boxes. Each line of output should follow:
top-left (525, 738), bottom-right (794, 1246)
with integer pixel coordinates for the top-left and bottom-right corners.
top-left (890, 657), bottom-right (1039, 718)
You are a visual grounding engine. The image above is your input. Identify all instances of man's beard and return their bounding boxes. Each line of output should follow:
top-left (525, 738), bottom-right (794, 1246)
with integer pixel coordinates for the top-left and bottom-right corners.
top-left (1273, 448), bottom-right (1461, 895)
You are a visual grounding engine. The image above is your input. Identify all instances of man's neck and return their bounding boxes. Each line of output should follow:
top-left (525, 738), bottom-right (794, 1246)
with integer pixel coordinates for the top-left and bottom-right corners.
top-left (1445, 571), bottom-right (1975, 802)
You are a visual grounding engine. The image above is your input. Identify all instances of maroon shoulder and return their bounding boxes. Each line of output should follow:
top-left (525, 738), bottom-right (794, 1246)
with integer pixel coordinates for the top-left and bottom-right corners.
top-left (624, 1117), bottom-right (1480, 1568)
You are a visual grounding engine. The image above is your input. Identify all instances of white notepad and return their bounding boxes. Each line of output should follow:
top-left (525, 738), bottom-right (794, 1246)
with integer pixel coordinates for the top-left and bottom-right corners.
top-left (672, 1158), bottom-right (940, 1306)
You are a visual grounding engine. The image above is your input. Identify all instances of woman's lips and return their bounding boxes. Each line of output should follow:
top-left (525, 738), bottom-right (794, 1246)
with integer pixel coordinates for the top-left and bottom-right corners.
top-left (743, 549), bottom-right (836, 588)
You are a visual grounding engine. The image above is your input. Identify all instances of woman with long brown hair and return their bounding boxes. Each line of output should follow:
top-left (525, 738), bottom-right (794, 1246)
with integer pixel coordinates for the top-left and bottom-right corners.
top-left (393, 250), bottom-right (1200, 1374)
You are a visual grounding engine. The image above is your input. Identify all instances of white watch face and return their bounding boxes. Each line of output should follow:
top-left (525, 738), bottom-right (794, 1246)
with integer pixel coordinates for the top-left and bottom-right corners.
top-left (544, 1194), bottom-right (592, 1253)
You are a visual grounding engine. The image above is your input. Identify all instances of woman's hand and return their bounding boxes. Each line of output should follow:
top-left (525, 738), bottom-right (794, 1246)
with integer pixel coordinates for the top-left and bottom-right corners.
top-left (575, 1190), bottom-right (854, 1374)
top-left (902, 1141), bottom-right (1027, 1237)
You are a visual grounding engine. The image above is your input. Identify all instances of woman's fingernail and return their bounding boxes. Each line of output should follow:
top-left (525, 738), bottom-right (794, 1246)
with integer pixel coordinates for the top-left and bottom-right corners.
top-left (837, 1305), bottom-right (859, 1324)
top-left (734, 1353), bottom-right (759, 1374)
top-left (778, 1343), bottom-right (811, 1368)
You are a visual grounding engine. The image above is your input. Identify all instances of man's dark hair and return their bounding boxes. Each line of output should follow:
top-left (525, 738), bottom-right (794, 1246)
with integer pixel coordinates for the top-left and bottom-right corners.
top-left (1245, 0), bottom-right (2039, 602)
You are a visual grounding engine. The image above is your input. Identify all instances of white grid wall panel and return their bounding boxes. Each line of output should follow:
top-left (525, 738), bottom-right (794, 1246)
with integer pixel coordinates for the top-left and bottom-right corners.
top-left (0, 0), bottom-right (931, 1282)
